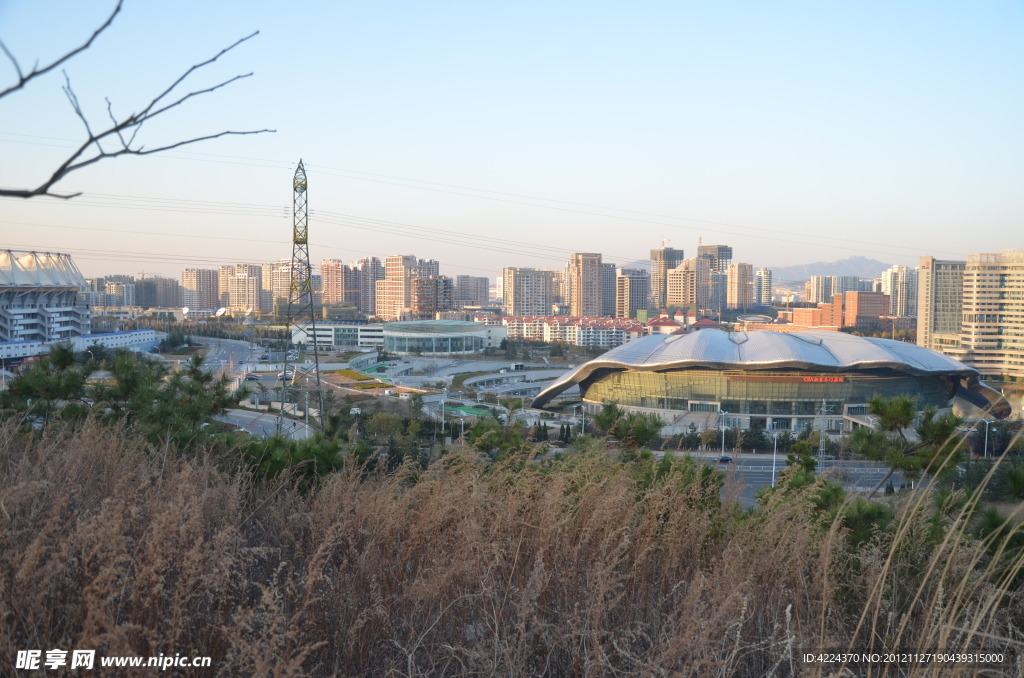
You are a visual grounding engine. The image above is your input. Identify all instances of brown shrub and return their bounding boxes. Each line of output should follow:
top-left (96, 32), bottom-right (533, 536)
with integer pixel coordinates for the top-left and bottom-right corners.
top-left (0, 420), bottom-right (1021, 676)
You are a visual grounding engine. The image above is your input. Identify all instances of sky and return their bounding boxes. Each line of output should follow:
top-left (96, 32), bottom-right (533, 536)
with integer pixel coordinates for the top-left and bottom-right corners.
top-left (1, 0), bottom-right (1022, 281)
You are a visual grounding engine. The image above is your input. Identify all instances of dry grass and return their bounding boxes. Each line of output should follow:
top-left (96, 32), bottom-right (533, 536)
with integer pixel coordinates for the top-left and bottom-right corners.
top-left (1, 420), bottom-right (1022, 677)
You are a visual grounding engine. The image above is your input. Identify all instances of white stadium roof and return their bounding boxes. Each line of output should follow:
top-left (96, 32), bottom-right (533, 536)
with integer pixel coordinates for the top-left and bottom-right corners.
top-left (0, 250), bottom-right (87, 289)
top-left (532, 329), bottom-right (1010, 417)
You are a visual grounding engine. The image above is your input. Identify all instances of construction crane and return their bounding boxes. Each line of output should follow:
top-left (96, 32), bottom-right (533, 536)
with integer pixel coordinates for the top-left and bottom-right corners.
top-left (277, 160), bottom-right (324, 435)
top-left (633, 236), bottom-right (672, 248)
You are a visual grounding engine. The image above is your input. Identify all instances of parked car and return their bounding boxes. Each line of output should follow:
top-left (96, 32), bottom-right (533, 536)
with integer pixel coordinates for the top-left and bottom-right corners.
top-left (717, 456), bottom-right (733, 464)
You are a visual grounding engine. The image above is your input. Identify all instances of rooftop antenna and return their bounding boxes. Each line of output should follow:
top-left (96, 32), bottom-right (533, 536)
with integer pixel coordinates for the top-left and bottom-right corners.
top-left (277, 160), bottom-right (324, 434)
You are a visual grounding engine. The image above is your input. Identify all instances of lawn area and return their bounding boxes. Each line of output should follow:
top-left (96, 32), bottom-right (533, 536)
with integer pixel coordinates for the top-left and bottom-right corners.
top-left (451, 371), bottom-right (490, 388)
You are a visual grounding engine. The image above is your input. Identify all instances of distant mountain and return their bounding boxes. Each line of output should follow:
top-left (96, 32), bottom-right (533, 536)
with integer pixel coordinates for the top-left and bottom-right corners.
top-left (769, 256), bottom-right (892, 283)
top-left (618, 259), bottom-right (651, 271)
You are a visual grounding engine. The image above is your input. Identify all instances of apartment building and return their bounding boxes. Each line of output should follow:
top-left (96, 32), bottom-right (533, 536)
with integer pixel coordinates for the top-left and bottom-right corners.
top-left (726, 262), bottom-right (755, 311)
top-left (880, 265), bottom-right (919, 317)
top-left (567, 253), bottom-right (602, 317)
top-left (650, 247), bottom-right (685, 310)
top-left (615, 268), bottom-right (650, 319)
top-left (502, 268), bottom-right (554, 316)
top-left (755, 268), bottom-right (772, 305)
top-left (374, 255), bottom-right (440, 320)
top-left (667, 256), bottom-right (711, 311)
top-left (181, 268), bottom-right (218, 311)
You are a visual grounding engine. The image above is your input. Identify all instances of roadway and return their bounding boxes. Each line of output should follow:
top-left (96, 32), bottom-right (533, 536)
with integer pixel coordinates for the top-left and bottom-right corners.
top-left (216, 408), bottom-right (314, 440)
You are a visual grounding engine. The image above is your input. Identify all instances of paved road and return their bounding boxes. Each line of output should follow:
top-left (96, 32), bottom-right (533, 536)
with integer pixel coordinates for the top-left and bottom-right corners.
top-left (216, 408), bottom-right (314, 440)
top-left (202, 338), bottom-right (257, 373)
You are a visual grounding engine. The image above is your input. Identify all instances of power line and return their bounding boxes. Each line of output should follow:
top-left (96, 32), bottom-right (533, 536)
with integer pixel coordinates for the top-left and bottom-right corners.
top-left (1, 133), bottom-right (962, 259)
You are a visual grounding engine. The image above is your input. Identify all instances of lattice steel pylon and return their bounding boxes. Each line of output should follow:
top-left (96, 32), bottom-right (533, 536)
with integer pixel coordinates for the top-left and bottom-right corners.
top-left (278, 159), bottom-right (324, 434)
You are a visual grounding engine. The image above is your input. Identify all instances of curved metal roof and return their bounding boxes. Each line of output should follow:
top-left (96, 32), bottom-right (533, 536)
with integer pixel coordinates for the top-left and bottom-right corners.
top-left (532, 329), bottom-right (987, 408)
top-left (0, 250), bottom-right (87, 289)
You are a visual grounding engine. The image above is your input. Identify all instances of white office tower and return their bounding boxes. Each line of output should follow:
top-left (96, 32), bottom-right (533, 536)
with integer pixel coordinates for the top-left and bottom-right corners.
top-left (755, 268), bottom-right (772, 305)
top-left (916, 256), bottom-right (966, 354)
top-left (1, 250), bottom-right (90, 343)
top-left (880, 265), bottom-right (919, 317)
top-left (948, 250), bottom-right (1024, 381)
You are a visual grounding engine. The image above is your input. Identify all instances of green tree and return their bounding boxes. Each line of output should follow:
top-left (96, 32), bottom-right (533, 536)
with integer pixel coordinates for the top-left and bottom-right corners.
top-left (2, 343), bottom-right (92, 427)
top-left (591, 402), bottom-right (664, 454)
top-left (683, 423), bottom-right (701, 450)
top-left (409, 393), bottom-right (424, 417)
top-left (366, 412), bottom-right (403, 439)
top-left (849, 395), bottom-right (964, 499)
top-left (738, 426), bottom-right (769, 452)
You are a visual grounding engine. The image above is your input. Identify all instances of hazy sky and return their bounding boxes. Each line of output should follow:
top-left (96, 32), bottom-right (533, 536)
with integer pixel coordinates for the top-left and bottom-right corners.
top-left (1, 0), bottom-right (1021, 280)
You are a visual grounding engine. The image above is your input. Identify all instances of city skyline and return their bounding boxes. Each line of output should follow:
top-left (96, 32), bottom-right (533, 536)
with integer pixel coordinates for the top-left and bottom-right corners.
top-left (2, 1), bottom-right (1021, 279)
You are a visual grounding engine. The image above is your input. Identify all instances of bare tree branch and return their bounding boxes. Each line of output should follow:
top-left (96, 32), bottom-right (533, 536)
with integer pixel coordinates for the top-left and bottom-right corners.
top-left (0, 1), bottom-right (123, 100)
top-left (0, 28), bottom-right (274, 200)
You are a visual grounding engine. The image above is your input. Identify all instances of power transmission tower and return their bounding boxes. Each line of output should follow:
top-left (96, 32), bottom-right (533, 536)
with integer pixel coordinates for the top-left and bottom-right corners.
top-left (278, 159), bottom-right (324, 434)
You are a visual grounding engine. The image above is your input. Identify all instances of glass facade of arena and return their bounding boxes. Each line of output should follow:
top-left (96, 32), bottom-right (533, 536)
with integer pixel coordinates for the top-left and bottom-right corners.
top-left (384, 333), bottom-right (485, 354)
top-left (581, 368), bottom-right (954, 413)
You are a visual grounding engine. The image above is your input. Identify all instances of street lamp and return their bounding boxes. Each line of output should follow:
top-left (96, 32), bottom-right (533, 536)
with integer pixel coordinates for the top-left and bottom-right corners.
top-left (983, 418), bottom-right (994, 458)
top-left (771, 429), bottom-right (780, 487)
top-left (575, 405), bottom-right (586, 434)
top-left (720, 410), bottom-right (728, 456)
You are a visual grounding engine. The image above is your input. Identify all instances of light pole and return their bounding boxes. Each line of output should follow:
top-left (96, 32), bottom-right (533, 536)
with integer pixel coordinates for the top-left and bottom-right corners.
top-left (720, 411), bottom-right (728, 457)
top-left (771, 429), bottom-right (779, 487)
top-left (575, 405), bottom-right (585, 434)
top-left (983, 418), bottom-right (993, 458)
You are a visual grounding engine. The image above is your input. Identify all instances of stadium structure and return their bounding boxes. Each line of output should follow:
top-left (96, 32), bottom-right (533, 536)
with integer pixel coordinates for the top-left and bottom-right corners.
top-left (0, 250), bottom-right (90, 344)
top-left (532, 329), bottom-right (1011, 432)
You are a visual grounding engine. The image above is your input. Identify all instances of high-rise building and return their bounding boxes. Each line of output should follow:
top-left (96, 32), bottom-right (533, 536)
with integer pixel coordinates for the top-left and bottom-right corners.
top-left (455, 275), bottom-right (490, 306)
top-left (710, 272), bottom-right (728, 314)
top-left (259, 259), bottom-right (292, 312)
top-left (104, 281), bottom-right (135, 306)
top-left (667, 256), bottom-right (711, 311)
top-left (350, 257), bottom-right (384, 315)
top-left (948, 250), bottom-right (1024, 381)
top-left (227, 275), bottom-right (261, 312)
top-left (181, 268), bottom-right (218, 311)
top-left (697, 245), bottom-right (732, 274)
top-left (916, 256), bottom-right (966, 354)
top-left (650, 247), bottom-right (685, 310)
top-left (567, 253), bottom-right (602, 317)
top-left (374, 255), bottom-right (440, 320)
top-left (409, 275), bottom-right (454, 318)
top-left (550, 270), bottom-right (566, 305)
top-left (320, 259), bottom-right (347, 305)
top-left (139, 275), bottom-right (181, 309)
top-left (880, 265), bottom-right (919, 317)
top-left (601, 262), bottom-right (618, 317)
top-left (502, 268), bottom-right (554, 316)
top-left (726, 263), bottom-right (754, 311)
top-left (807, 276), bottom-right (834, 304)
top-left (755, 268), bottom-right (772, 306)
top-left (615, 268), bottom-right (650, 319)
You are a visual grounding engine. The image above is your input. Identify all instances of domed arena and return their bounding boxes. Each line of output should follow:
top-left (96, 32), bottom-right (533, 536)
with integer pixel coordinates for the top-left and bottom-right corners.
top-left (532, 329), bottom-right (1011, 433)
